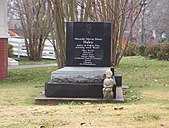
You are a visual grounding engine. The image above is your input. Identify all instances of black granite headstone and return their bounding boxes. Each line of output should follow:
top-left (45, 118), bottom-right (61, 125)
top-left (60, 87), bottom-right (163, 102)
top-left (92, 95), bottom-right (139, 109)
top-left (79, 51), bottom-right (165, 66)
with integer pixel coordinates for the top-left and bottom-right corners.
top-left (66, 22), bottom-right (111, 67)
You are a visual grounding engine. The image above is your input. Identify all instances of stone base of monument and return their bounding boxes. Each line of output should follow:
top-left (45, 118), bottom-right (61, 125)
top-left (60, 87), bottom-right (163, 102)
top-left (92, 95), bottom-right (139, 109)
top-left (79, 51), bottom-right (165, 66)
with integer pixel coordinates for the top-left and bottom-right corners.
top-left (35, 67), bottom-right (124, 104)
top-left (35, 86), bottom-right (124, 105)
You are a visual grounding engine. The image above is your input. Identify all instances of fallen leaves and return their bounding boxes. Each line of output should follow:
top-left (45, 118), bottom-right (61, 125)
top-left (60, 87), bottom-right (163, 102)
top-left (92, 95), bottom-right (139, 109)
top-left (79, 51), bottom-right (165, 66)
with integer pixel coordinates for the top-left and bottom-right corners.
top-left (114, 107), bottom-right (124, 110)
top-left (80, 122), bottom-right (86, 126)
top-left (40, 126), bottom-right (45, 128)
top-left (80, 122), bottom-right (92, 127)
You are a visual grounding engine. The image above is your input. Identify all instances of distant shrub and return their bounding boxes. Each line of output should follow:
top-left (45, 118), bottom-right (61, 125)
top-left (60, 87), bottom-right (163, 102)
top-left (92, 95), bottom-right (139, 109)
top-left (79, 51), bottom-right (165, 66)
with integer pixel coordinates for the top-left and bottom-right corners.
top-left (157, 43), bottom-right (169, 60)
top-left (8, 44), bottom-right (13, 57)
top-left (144, 44), bottom-right (160, 59)
top-left (144, 43), bottom-right (169, 61)
top-left (124, 43), bottom-right (139, 56)
top-left (138, 45), bottom-right (146, 56)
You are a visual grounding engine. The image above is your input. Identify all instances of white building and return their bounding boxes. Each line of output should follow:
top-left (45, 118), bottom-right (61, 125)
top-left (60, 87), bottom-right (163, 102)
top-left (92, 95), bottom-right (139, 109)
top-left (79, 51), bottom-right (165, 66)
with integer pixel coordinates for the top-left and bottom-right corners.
top-left (0, 0), bottom-right (8, 80)
top-left (0, 0), bottom-right (8, 38)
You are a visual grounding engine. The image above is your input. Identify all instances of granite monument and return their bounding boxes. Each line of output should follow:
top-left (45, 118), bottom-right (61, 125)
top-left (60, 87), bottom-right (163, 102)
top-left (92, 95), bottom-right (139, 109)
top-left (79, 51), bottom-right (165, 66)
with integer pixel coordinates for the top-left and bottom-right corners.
top-left (66, 22), bottom-right (111, 67)
top-left (44, 22), bottom-right (122, 100)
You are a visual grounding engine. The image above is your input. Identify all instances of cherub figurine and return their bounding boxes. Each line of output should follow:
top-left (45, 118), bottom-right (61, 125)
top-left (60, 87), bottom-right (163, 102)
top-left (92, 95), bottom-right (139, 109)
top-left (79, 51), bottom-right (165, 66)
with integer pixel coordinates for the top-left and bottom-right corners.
top-left (103, 70), bottom-right (114, 99)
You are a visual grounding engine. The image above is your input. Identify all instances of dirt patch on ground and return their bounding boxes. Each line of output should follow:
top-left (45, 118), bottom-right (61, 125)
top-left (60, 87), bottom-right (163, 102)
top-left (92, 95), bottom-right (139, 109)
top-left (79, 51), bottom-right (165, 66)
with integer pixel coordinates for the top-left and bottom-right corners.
top-left (0, 104), bottom-right (169, 128)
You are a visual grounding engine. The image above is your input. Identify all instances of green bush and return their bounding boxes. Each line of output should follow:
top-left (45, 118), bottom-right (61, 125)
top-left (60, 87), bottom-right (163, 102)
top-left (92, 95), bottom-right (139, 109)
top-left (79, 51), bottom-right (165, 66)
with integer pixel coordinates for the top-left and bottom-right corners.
top-left (138, 45), bottom-right (146, 56)
top-left (8, 44), bottom-right (13, 57)
top-left (124, 43), bottom-right (139, 56)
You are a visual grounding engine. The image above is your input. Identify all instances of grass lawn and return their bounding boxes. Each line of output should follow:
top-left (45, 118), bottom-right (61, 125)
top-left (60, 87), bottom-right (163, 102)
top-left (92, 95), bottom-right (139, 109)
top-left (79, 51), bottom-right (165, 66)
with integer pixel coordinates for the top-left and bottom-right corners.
top-left (0, 56), bottom-right (169, 128)
top-left (18, 59), bottom-right (56, 65)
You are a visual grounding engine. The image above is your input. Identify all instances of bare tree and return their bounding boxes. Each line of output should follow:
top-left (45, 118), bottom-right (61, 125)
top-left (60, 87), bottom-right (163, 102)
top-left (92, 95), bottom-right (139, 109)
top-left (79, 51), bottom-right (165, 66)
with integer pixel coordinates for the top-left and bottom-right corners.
top-left (91, 0), bottom-right (142, 65)
top-left (48, 0), bottom-right (142, 67)
top-left (146, 0), bottom-right (169, 39)
top-left (13, 0), bottom-right (52, 61)
top-left (48, 0), bottom-right (93, 68)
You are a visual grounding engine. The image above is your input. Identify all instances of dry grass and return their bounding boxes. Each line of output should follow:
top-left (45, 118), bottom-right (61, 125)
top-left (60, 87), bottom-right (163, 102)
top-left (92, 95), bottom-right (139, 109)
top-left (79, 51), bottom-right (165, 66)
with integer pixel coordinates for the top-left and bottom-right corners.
top-left (142, 91), bottom-right (169, 100)
top-left (0, 103), bottom-right (169, 128)
top-left (0, 56), bottom-right (169, 128)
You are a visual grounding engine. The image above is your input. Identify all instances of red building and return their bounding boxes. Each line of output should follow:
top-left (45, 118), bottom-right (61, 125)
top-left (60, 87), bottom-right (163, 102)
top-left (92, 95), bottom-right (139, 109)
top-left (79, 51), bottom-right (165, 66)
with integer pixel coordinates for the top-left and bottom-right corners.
top-left (0, 0), bottom-right (8, 80)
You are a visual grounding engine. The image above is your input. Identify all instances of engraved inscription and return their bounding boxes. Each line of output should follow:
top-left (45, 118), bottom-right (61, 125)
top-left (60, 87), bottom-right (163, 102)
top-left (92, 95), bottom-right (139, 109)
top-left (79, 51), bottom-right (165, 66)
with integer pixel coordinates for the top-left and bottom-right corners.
top-left (74, 37), bottom-right (103, 66)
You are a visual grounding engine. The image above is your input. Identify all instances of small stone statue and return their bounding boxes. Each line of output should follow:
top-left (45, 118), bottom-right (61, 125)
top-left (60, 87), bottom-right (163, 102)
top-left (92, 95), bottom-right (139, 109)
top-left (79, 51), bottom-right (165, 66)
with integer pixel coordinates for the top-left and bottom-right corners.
top-left (103, 70), bottom-right (114, 99)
